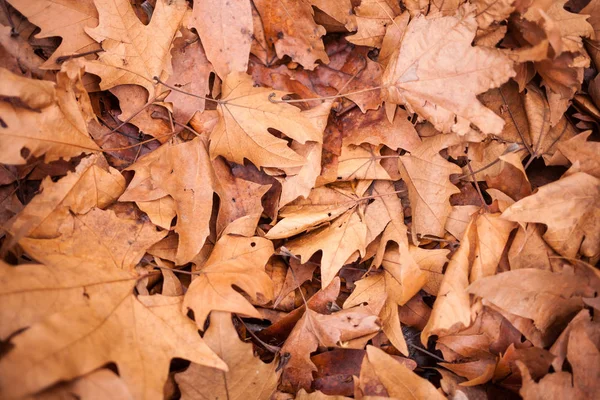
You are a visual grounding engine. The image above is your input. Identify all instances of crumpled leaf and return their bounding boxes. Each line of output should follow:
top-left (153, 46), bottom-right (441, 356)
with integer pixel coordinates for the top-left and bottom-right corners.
top-left (383, 4), bottom-right (515, 134)
top-left (253, 0), bottom-right (329, 69)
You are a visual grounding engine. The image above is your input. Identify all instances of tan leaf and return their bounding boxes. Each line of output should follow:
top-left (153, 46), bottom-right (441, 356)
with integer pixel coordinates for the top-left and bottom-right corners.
top-left (281, 307), bottom-right (380, 392)
top-left (346, 0), bottom-right (401, 48)
top-left (209, 72), bottom-right (323, 169)
top-left (253, 0), bottom-right (329, 69)
top-left (183, 235), bottom-right (274, 326)
top-left (85, 0), bottom-right (187, 95)
top-left (501, 172), bottom-right (600, 258)
top-left (285, 209), bottom-right (368, 288)
top-left (379, 13), bottom-right (410, 67)
top-left (474, 0), bottom-right (516, 29)
top-left (557, 131), bottom-right (600, 178)
top-left (19, 207), bottom-right (166, 272)
top-left (6, 0), bottom-right (99, 69)
top-left (467, 268), bottom-right (593, 332)
top-left (0, 66), bottom-right (99, 165)
top-left (191, 0), bottom-right (252, 78)
top-left (365, 346), bottom-right (447, 400)
top-left (165, 24), bottom-right (214, 123)
top-left (421, 217), bottom-right (476, 344)
top-left (8, 154), bottom-right (125, 240)
top-left (308, 0), bottom-right (356, 31)
top-left (410, 246), bottom-right (450, 296)
top-left (120, 138), bottom-right (215, 265)
top-left (0, 261), bottom-right (225, 400)
top-left (544, 0), bottom-right (594, 54)
top-left (383, 5), bottom-right (515, 134)
top-left (175, 312), bottom-right (279, 400)
top-left (27, 369), bottom-right (132, 400)
top-left (469, 213), bottom-right (516, 281)
top-left (399, 135), bottom-right (462, 240)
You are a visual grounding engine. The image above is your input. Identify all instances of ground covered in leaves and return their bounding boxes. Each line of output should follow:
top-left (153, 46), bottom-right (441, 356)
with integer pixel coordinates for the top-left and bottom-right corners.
top-left (0, 0), bottom-right (599, 399)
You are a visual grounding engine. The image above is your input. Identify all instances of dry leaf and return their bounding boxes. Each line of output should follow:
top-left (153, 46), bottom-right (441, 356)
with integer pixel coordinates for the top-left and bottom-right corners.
top-left (383, 4), bottom-right (515, 134)
top-left (183, 234), bottom-right (274, 326)
top-left (209, 72), bottom-right (322, 169)
top-left (0, 261), bottom-right (225, 399)
top-left (175, 311), bottom-right (279, 400)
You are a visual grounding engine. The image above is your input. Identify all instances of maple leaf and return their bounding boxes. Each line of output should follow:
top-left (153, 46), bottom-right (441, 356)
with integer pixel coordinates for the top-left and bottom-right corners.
top-left (209, 72), bottom-right (323, 169)
top-left (253, 0), bottom-right (329, 69)
top-left (6, 0), bottom-right (99, 69)
top-left (175, 311), bottom-right (279, 400)
top-left (19, 207), bottom-right (166, 271)
top-left (0, 66), bottom-right (99, 165)
top-left (120, 137), bottom-right (215, 265)
top-left (281, 307), bottom-right (380, 392)
top-left (190, 0), bottom-right (252, 79)
top-left (84, 0), bottom-right (187, 95)
top-left (0, 260), bottom-right (226, 399)
top-left (29, 369), bottom-right (132, 400)
top-left (365, 346), bottom-right (447, 399)
top-left (7, 154), bottom-right (125, 241)
top-left (382, 4), bottom-right (515, 134)
top-left (165, 25), bottom-right (214, 123)
top-left (501, 172), bottom-right (600, 258)
top-left (398, 135), bottom-right (462, 241)
top-left (346, 0), bottom-right (401, 48)
top-left (183, 234), bottom-right (274, 326)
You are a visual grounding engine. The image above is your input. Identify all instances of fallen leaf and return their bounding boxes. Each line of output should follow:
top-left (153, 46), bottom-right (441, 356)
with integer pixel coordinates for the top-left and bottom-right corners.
top-left (0, 260), bottom-right (226, 399)
top-left (383, 4), bottom-right (515, 134)
top-left (501, 172), bottom-right (600, 258)
top-left (85, 0), bottom-right (187, 95)
top-left (183, 234), bottom-right (274, 326)
top-left (365, 346), bottom-right (447, 399)
top-left (209, 72), bottom-right (323, 169)
top-left (0, 66), bottom-right (99, 164)
top-left (175, 311), bottom-right (279, 400)
top-left (253, 0), bottom-right (329, 69)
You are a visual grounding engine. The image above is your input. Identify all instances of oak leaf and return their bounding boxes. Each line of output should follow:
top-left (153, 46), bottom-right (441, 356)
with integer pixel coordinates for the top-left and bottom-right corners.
top-left (175, 312), bottom-right (279, 400)
top-left (209, 72), bottom-right (323, 169)
top-left (382, 5), bottom-right (515, 134)
top-left (183, 234), bottom-right (274, 326)
top-left (85, 0), bottom-right (187, 95)
top-left (0, 66), bottom-right (99, 165)
top-left (0, 260), bottom-right (225, 399)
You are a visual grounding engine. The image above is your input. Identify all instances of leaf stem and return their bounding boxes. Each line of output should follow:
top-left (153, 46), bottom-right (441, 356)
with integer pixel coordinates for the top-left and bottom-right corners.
top-left (268, 86), bottom-right (384, 104)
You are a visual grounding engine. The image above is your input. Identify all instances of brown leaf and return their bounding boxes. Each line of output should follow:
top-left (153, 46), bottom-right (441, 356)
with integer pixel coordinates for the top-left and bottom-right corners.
top-left (502, 172), bottom-right (600, 258)
top-left (365, 346), bottom-right (447, 399)
top-left (209, 72), bottom-right (323, 169)
top-left (27, 369), bottom-right (132, 400)
top-left (0, 66), bottom-right (99, 164)
top-left (253, 0), bottom-right (329, 69)
top-left (85, 0), bottom-right (187, 95)
top-left (0, 261), bottom-right (225, 399)
top-left (191, 0), bottom-right (252, 78)
top-left (183, 234), bottom-right (274, 326)
top-left (346, 0), bottom-right (401, 48)
top-left (383, 5), bottom-right (515, 134)
top-left (175, 312), bottom-right (279, 400)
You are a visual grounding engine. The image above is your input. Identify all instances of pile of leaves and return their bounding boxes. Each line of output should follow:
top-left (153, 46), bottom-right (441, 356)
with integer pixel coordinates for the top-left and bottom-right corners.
top-left (0, 0), bottom-right (599, 398)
